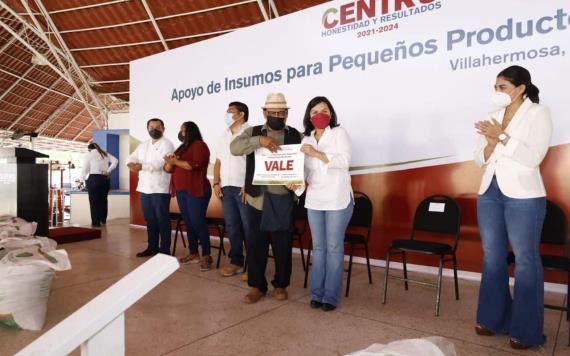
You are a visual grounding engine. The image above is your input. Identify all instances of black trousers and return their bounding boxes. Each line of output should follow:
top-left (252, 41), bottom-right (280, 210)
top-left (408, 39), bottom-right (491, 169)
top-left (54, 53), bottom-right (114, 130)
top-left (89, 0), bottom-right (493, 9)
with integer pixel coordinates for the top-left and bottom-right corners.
top-left (244, 203), bottom-right (293, 293)
top-left (86, 174), bottom-right (110, 226)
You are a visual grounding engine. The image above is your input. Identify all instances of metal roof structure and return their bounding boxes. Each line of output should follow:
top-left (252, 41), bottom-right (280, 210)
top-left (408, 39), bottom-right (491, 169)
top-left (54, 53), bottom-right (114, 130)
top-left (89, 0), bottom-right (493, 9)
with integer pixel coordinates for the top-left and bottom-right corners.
top-left (0, 0), bottom-right (326, 151)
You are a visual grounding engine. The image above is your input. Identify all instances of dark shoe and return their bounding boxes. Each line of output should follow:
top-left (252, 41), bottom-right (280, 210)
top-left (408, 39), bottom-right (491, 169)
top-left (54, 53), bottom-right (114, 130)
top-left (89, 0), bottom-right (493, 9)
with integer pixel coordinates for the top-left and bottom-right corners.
top-left (91, 224), bottom-right (101, 228)
top-left (475, 325), bottom-right (495, 336)
top-left (101, 222), bottom-right (106, 226)
top-left (509, 338), bottom-right (531, 350)
top-left (136, 249), bottom-right (158, 258)
top-left (310, 300), bottom-right (322, 309)
top-left (322, 303), bottom-right (336, 311)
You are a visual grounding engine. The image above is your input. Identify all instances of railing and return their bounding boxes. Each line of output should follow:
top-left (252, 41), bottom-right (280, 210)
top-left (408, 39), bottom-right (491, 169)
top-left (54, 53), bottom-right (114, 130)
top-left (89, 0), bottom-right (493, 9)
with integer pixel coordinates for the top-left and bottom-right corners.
top-left (16, 254), bottom-right (179, 356)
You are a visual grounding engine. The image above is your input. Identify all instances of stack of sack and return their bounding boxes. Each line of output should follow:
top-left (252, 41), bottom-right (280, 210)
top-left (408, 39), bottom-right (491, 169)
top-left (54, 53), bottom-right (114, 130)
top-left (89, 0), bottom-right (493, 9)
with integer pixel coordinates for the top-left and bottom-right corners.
top-left (0, 215), bottom-right (71, 330)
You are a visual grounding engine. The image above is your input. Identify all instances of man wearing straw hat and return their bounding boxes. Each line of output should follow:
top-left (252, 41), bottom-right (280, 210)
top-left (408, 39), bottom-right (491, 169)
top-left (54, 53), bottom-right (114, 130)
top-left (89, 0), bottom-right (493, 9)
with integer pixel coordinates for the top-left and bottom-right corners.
top-left (231, 93), bottom-right (302, 304)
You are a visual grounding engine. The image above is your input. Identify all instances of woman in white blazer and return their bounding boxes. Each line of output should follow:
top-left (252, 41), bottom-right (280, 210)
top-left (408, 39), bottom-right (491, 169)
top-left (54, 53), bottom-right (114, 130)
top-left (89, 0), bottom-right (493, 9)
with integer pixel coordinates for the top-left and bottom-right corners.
top-left (473, 65), bottom-right (552, 349)
top-left (298, 96), bottom-right (353, 312)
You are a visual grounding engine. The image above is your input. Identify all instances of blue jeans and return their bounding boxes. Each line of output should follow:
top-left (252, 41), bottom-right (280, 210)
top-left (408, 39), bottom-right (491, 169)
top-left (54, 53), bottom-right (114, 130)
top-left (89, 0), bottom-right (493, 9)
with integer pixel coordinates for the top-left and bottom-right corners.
top-left (308, 200), bottom-right (354, 306)
top-left (176, 187), bottom-right (212, 256)
top-left (476, 177), bottom-right (546, 346)
top-left (221, 186), bottom-right (248, 266)
top-left (140, 193), bottom-right (171, 254)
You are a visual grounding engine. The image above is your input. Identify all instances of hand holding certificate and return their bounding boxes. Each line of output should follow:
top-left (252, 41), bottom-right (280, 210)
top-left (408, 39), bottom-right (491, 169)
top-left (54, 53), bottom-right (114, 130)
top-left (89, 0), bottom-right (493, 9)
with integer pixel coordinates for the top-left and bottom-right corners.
top-left (253, 144), bottom-right (304, 185)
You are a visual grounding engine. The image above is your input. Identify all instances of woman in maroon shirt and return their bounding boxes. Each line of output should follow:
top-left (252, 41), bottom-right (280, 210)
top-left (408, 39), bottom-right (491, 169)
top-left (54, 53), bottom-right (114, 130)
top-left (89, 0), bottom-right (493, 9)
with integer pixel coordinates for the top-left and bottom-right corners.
top-left (164, 121), bottom-right (212, 271)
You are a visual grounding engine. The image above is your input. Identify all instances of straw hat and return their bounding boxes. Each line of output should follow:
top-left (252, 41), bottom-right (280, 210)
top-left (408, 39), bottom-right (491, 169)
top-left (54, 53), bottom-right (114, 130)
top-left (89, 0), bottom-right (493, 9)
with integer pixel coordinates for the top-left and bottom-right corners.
top-left (262, 92), bottom-right (289, 109)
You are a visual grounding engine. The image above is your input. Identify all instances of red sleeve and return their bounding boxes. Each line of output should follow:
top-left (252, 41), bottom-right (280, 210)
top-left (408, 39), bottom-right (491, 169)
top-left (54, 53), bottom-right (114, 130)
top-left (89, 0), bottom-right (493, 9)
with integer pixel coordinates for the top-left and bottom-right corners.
top-left (186, 141), bottom-right (210, 170)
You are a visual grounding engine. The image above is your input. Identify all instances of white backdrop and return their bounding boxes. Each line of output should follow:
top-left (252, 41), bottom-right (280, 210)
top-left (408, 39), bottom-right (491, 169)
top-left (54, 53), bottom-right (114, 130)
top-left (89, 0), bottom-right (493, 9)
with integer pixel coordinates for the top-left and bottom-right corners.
top-left (130, 0), bottom-right (570, 174)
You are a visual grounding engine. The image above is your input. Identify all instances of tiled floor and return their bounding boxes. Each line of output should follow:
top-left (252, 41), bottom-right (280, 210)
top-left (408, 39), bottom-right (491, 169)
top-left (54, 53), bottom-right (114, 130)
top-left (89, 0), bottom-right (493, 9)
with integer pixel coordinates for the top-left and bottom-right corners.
top-left (2, 218), bottom-right (570, 356)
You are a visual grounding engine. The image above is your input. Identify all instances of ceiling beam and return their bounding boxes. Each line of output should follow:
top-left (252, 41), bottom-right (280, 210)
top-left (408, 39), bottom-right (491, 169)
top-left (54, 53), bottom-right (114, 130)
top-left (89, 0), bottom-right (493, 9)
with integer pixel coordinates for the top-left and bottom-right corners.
top-left (7, 77), bottom-right (63, 131)
top-left (102, 91), bottom-right (129, 95)
top-left (91, 79), bottom-right (129, 85)
top-left (256, 0), bottom-right (269, 21)
top-left (141, 0), bottom-right (168, 51)
top-left (269, 0), bottom-right (280, 17)
top-left (21, 0), bottom-right (105, 129)
top-left (80, 62), bottom-right (129, 69)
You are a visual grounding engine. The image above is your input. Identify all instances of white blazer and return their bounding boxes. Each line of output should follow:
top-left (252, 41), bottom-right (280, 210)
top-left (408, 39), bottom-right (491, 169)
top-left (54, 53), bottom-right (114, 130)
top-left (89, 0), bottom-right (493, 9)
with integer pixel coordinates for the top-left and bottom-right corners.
top-left (474, 98), bottom-right (552, 199)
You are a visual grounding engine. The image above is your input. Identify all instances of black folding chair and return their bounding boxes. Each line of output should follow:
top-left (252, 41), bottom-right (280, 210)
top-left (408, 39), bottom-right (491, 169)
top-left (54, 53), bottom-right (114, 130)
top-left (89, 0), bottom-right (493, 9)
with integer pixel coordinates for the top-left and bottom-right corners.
top-left (382, 195), bottom-right (461, 316)
top-left (507, 200), bottom-right (570, 345)
top-left (206, 217), bottom-right (227, 269)
top-left (170, 212), bottom-right (186, 256)
top-left (304, 192), bottom-right (374, 297)
top-left (292, 193), bottom-right (309, 271)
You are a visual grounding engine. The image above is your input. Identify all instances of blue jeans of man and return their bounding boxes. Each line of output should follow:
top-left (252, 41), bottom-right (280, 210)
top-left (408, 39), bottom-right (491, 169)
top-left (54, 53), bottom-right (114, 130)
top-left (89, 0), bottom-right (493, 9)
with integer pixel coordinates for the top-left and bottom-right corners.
top-left (308, 200), bottom-right (354, 306)
top-left (476, 176), bottom-right (546, 346)
top-left (176, 186), bottom-right (212, 256)
top-left (221, 186), bottom-right (248, 266)
top-left (140, 193), bottom-right (171, 254)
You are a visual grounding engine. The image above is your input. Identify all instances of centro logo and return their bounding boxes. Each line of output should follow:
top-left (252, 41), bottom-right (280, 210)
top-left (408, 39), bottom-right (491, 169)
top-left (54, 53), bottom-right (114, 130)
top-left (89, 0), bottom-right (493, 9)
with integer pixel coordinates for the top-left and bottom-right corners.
top-left (322, 0), bottom-right (436, 29)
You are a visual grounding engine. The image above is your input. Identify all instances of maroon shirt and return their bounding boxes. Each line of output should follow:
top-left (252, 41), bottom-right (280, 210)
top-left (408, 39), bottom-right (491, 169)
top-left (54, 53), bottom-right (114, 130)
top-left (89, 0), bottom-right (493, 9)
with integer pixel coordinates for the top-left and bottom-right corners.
top-left (171, 140), bottom-right (210, 197)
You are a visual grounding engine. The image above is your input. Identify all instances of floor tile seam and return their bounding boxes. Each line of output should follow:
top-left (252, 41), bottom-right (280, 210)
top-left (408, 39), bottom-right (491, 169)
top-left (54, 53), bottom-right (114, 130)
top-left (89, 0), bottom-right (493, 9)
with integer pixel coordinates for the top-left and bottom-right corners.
top-left (158, 302), bottom-right (294, 356)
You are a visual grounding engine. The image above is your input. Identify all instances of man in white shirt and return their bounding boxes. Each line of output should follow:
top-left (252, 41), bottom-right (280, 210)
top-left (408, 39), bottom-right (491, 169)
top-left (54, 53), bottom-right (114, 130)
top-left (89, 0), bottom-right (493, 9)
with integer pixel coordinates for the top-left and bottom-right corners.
top-left (127, 118), bottom-right (174, 257)
top-left (214, 101), bottom-right (250, 277)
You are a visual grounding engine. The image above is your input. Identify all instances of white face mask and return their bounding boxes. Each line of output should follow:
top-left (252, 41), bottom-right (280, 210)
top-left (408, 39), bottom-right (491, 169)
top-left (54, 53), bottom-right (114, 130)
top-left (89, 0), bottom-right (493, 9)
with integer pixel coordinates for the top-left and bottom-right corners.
top-left (491, 91), bottom-right (512, 108)
top-left (224, 113), bottom-right (235, 126)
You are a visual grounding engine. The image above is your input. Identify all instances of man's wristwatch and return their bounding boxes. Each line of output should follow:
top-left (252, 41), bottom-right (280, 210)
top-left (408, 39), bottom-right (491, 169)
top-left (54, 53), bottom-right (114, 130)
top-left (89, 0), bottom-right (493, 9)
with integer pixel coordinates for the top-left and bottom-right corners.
top-left (498, 133), bottom-right (508, 144)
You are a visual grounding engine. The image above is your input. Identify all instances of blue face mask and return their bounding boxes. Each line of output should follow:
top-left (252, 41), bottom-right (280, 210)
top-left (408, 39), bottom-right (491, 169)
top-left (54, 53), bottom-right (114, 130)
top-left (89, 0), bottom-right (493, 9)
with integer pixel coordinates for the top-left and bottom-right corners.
top-left (225, 113), bottom-right (235, 126)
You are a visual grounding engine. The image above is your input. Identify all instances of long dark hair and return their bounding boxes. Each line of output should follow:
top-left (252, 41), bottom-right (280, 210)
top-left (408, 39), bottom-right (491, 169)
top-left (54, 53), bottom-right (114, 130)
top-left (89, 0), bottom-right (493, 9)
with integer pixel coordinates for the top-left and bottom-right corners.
top-left (302, 96), bottom-right (339, 136)
top-left (87, 142), bottom-right (108, 159)
top-left (497, 65), bottom-right (540, 103)
top-left (176, 121), bottom-right (203, 152)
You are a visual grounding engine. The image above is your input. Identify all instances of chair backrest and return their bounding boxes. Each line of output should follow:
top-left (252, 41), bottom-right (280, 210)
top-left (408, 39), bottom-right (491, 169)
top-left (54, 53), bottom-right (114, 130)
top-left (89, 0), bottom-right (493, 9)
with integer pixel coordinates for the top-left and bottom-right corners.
top-left (349, 191), bottom-right (373, 230)
top-left (293, 193), bottom-right (308, 221)
top-left (541, 200), bottom-right (568, 252)
top-left (411, 195), bottom-right (461, 246)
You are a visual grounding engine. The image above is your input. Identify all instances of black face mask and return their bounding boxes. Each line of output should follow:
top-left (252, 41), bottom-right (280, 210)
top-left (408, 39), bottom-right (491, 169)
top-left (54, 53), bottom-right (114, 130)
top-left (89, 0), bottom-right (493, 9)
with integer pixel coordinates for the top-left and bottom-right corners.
top-left (267, 116), bottom-right (286, 131)
top-left (178, 131), bottom-right (185, 142)
top-left (149, 129), bottom-right (163, 140)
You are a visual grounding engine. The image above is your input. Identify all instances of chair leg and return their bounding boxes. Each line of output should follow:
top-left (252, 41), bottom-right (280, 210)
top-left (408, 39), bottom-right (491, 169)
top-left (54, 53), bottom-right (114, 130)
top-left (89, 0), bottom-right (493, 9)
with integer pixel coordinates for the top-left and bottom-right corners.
top-left (402, 251), bottom-right (409, 290)
top-left (565, 273), bottom-right (570, 323)
top-left (345, 243), bottom-right (354, 297)
top-left (216, 227), bottom-right (224, 269)
top-left (172, 220), bottom-right (181, 256)
top-left (435, 256), bottom-right (444, 317)
top-left (452, 254), bottom-right (459, 300)
top-left (298, 235), bottom-right (306, 271)
top-left (364, 241), bottom-right (372, 284)
top-left (303, 242), bottom-right (312, 289)
top-left (382, 250), bottom-right (391, 304)
top-left (180, 221), bottom-right (186, 248)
